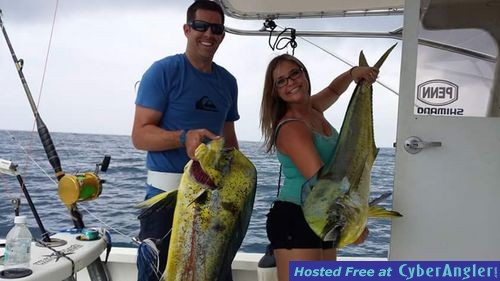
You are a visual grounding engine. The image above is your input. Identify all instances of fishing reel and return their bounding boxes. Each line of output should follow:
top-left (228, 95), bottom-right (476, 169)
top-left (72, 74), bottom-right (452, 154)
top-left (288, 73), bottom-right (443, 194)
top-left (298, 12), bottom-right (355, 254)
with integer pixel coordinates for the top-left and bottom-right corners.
top-left (57, 155), bottom-right (111, 205)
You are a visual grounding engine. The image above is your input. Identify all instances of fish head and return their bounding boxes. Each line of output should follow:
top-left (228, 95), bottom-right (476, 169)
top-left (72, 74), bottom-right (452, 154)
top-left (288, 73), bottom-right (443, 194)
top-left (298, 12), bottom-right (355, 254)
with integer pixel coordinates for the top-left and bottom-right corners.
top-left (193, 138), bottom-right (232, 188)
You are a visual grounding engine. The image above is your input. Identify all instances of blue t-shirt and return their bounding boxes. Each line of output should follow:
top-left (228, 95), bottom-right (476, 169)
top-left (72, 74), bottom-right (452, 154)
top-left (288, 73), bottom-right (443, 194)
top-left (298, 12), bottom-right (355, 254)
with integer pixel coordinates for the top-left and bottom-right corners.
top-left (135, 53), bottom-right (239, 173)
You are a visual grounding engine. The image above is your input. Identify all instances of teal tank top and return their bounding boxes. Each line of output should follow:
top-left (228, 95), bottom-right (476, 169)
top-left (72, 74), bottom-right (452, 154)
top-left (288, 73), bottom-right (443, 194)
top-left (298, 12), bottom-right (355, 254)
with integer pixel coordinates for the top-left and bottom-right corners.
top-left (276, 122), bottom-right (339, 205)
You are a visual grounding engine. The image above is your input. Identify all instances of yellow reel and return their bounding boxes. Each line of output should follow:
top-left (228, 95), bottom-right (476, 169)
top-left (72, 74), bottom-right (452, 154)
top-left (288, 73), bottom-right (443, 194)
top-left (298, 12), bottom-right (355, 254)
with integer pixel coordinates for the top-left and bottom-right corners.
top-left (58, 172), bottom-right (102, 205)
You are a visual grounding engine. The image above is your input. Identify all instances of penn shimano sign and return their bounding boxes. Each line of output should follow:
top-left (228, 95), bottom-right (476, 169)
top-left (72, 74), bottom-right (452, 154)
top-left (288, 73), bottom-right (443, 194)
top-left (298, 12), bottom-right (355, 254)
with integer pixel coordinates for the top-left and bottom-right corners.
top-left (416, 79), bottom-right (463, 116)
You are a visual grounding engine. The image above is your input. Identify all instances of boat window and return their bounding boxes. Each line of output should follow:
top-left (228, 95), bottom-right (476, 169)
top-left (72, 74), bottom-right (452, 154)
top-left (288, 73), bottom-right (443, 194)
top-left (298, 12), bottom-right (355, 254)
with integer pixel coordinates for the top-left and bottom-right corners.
top-left (413, 0), bottom-right (499, 117)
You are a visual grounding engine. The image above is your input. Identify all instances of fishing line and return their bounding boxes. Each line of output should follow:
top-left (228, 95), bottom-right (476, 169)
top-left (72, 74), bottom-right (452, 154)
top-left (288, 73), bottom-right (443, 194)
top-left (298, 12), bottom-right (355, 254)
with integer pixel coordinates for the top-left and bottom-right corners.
top-left (5, 130), bottom-right (133, 240)
top-left (2, 6), bottom-right (136, 246)
top-left (23, 0), bottom-right (61, 177)
top-left (77, 205), bottom-right (135, 240)
top-left (5, 133), bottom-right (135, 242)
top-left (299, 36), bottom-right (399, 96)
top-left (5, 130), bottom-right (58, 185)
top-left (4, 131), bottom-right (133, 240)
top-left (2, 7), bottom-right (111, 232)
top-left (37, 0), bottom-right (60, 105)
top-left (2, 129), bottom-right (59, 217)
top-left (274, 23), bottom-right (399, 96)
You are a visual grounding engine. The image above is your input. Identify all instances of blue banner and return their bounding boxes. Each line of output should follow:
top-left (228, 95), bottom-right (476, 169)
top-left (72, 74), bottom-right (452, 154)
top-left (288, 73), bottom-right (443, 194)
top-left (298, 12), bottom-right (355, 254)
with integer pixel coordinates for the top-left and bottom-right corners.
top-left (290, 261), bottom-right (500, 281)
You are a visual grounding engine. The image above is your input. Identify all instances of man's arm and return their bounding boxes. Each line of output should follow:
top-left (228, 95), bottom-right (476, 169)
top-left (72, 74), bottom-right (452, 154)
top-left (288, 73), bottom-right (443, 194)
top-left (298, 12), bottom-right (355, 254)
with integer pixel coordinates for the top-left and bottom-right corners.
top-left (131, 105), bottom-right (183, 151)
top-left (222, 121), bottom-right (238, 149)
top-left (132, 105), bottom-right (219, 158)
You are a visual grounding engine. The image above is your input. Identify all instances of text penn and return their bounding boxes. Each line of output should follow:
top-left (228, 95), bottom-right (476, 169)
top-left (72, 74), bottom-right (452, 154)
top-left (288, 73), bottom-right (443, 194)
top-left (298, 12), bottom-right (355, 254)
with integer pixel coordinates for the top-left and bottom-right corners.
top-left (417, 80), bottom-right (458, 106)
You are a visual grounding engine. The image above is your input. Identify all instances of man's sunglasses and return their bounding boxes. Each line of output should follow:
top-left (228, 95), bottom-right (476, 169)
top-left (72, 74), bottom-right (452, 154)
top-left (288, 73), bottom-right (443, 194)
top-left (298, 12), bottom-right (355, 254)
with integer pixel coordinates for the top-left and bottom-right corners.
top-left (188, 20), bottom-right (225, 35)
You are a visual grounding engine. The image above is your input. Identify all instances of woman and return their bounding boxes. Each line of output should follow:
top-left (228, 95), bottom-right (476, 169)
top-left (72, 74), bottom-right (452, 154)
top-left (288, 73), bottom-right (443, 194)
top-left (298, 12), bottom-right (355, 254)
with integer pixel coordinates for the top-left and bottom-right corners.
top-left (260, 54), bottom-right (378, 280)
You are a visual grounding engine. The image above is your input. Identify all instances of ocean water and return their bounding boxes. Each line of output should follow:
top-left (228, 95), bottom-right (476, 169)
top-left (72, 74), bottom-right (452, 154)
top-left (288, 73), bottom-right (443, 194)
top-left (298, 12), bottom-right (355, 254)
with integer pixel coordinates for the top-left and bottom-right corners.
top-left (0, 130), bottom-right (395, 257)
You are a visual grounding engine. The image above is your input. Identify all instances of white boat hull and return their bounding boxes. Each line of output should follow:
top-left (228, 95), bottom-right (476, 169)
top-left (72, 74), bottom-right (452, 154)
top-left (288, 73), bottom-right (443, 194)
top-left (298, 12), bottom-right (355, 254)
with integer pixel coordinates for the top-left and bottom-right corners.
top-left (76, 247), bottom-right (386, 281)
top-left (1, 232), bottom-right (106, 281)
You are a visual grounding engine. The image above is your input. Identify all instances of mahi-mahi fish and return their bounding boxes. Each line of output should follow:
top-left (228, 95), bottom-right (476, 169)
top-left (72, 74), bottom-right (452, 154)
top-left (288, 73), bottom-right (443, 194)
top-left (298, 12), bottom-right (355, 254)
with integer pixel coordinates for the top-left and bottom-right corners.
top-left (301, 44), bottom-right (402, 248)
top-left (139, 138), bottom-right (257, 281)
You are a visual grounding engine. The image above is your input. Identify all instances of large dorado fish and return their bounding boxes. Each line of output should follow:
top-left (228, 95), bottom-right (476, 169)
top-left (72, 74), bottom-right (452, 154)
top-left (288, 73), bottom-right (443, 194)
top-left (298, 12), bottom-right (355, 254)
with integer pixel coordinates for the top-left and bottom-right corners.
top-left (139, 138), bottom-right (257, 281)
top-left (301, 44), bottom-right (402, 248)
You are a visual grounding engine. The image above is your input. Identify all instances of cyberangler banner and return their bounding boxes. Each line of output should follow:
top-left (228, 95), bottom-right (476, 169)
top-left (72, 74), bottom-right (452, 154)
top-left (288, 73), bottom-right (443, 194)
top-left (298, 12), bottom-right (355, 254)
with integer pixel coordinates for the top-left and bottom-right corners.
top-left (290, 261), bottom-right (499, 281)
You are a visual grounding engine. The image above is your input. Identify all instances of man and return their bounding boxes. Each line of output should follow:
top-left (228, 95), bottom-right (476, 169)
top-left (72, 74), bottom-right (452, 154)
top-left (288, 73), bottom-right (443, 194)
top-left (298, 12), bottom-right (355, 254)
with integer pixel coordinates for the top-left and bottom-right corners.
top-left (132, 1), bottom-right (239, 280)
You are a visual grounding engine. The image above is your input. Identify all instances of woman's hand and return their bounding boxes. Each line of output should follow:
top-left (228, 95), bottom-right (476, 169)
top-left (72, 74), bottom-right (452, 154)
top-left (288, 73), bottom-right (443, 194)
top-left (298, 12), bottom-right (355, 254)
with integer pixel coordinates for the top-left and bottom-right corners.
top-left (350, 66), bottom-right (379, 84)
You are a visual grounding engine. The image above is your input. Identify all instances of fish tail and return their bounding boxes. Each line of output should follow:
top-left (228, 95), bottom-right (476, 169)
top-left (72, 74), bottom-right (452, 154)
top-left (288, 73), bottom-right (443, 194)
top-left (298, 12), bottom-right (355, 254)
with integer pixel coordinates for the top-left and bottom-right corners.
top-left (374, 43), bottom-right (398, 69)
top-left (359, 51), bottom-right (369, 67)
top-left (368, 191), bottom-right (392, 206)
top-left (359, 43), bottom-right (397, 70)
top-left (368, 205), bottom-right (403, 218)
top-left (135, 190), bottom-right (178, 208)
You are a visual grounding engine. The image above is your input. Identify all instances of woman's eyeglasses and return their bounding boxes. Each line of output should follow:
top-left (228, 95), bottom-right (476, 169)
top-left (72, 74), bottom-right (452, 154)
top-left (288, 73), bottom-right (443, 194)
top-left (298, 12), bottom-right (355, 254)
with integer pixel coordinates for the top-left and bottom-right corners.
top-left (188, 20), bottom-right (225, 35)
top-left (275, 68), bottom-right (304, 88)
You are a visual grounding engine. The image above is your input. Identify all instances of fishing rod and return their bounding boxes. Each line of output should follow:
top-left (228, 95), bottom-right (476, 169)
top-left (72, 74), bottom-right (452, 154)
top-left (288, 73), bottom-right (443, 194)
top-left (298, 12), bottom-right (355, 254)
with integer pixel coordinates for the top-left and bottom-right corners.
top-left (1, 159), bottom-right (67, 246)
top-left (1, 10), bottom-right (110, 231)
top-left (0, 11), bottom-right (63, 180)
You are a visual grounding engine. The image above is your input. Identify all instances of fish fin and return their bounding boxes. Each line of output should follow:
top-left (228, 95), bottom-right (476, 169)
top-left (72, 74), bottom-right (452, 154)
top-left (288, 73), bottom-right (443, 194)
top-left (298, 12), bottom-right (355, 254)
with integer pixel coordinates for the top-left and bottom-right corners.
top-left (323, 224), bottom-right (342, 245)
top-left (368, 192), bottom-right (402, 217)
top-left (136, 190), bottom-right (178, 220)
top-left (368, 192), bottom-right (393, 207)
top-left (135, 190), bottom-right (178, 208)
top-left (359, 51), bottom-right (369, 67)
top-left (188, 189), bottom-right (208, 206)
top-left (368, 206), bottom-right (403, 218)
top-left (374, 43), bottom-right (397, 69)
top-left (300, 168), bottom-right (321, 204)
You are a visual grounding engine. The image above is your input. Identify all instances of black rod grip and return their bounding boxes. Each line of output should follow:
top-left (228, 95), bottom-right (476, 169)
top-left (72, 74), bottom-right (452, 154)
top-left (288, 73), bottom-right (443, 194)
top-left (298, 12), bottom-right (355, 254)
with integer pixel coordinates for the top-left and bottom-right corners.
top-left (35, 114), bottom-right (64, 179)
top-left (101, 155), bottom-right (111, 172)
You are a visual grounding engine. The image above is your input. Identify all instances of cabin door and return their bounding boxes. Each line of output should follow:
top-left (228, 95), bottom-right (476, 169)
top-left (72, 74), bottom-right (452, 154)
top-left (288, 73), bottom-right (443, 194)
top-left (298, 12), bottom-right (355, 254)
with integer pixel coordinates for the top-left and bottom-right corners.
top-left (389, 0), bottom-right (500, 259)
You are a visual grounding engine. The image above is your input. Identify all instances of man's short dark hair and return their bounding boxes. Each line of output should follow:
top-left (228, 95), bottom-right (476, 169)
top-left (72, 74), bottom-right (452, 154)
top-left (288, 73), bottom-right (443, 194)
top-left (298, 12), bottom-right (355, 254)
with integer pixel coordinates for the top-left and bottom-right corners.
top-left (187, 0), bottom-right (225, 24)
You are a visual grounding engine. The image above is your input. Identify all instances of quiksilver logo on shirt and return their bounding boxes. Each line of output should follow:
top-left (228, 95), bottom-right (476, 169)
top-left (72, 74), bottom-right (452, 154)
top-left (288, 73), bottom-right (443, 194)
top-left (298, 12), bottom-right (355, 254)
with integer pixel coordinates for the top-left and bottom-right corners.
top-left (195, 96), bottom-right (218, 112)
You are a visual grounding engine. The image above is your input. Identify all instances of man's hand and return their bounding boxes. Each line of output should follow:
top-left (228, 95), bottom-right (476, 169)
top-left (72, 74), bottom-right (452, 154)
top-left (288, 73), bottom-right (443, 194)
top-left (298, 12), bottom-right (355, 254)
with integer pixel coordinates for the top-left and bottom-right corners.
top-left (184, 129), bottom-right (220, 159)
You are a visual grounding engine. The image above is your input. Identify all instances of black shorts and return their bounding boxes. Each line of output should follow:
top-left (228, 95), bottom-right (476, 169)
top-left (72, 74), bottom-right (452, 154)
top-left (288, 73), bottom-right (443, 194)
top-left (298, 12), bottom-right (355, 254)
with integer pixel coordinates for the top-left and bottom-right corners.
top-left (137, 191), bottom-right (175, 281)
top-left (266, 200), bottom-right (333, 249)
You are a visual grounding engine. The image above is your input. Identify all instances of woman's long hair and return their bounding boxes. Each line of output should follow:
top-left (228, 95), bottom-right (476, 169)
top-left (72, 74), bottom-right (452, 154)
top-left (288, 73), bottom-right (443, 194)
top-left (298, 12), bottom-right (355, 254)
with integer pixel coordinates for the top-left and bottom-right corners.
top-left (260, 54), bottom-right (311, 153)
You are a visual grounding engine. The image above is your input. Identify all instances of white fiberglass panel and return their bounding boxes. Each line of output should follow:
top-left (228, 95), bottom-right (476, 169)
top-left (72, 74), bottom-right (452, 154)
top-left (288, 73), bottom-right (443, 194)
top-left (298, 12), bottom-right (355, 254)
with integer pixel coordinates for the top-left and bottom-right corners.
top-left (218, 0), bottom-right (404, 19)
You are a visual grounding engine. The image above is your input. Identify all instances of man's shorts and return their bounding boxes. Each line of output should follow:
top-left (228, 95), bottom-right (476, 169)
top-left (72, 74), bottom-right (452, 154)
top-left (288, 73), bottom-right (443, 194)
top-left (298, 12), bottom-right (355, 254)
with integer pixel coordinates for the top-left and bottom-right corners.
top-left (137, 185), bottom-right (174, 281)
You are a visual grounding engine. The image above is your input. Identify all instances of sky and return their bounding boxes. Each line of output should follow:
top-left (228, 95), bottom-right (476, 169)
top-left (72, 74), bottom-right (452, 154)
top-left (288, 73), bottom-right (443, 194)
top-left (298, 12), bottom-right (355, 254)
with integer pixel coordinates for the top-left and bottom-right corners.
top-left (0, 0), bottom-right (402, 147)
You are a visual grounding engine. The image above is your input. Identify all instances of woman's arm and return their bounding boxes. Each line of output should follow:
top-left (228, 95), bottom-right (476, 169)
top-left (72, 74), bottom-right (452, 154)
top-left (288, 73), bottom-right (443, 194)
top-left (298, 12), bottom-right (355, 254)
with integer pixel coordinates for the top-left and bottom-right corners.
top-left (311, 66), bottom-right (379, 112)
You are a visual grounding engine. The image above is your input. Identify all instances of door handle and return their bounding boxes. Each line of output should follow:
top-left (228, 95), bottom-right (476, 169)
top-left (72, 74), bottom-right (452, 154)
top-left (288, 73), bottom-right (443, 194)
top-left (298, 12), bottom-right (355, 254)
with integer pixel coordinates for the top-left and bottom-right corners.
top-left (404, 136), bottom-right (442, 154)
